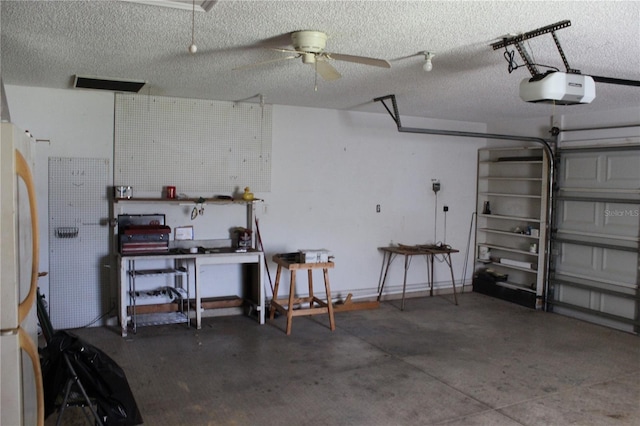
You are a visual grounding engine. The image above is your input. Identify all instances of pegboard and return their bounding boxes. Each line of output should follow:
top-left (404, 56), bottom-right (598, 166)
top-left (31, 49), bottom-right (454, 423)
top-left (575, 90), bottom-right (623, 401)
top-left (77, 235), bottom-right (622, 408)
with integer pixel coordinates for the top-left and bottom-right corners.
top-left (49, 157), bottom-right (110, 329)
top-left (114, 94), bottom-right (272, 195)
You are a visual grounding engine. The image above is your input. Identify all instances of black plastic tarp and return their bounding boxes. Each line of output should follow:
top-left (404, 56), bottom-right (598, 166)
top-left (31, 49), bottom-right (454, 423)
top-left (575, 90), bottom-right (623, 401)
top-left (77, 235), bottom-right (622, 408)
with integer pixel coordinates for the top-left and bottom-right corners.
top-left (41, 330), bottom-right (143, 425)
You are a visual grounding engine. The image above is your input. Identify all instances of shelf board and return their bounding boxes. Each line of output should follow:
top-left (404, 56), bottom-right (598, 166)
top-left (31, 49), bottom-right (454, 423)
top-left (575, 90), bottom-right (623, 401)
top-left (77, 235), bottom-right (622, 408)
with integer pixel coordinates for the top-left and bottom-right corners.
top-left (478, 228), bottom-right (539, 239)
top-left (479, 147), bottom-right (542, 152)
top-left (479, 160), bottom-right (543, 165)
top-left (479, 177), bottom-right (543, 181)
top-left (130, 267), bottom-right (188, 277)
top-left (479, 192), bottom-right (541, 199)
top-left (478, 244), bottom-right (539, 257)
top-left (129, 286), bottom-right (188, 300)
top-left (494, 280), bottom-right (536, 293)
top-left (484, 261), bottom-right (537, 274)
top-left (478, 213), bottom-right (541, 222)
top-left (476, 259), bottom-right (537, 275)
top-left (131, 312), bottom-right (189, 327)
top-left (115, 197), bottom-right (261, 205)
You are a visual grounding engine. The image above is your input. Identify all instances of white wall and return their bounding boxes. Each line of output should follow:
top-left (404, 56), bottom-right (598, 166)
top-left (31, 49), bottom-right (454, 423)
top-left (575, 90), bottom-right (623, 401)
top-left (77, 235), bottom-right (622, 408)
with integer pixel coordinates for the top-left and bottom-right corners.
top-left (264, 106), bottom-right (486, 300)
top-left (5, 85), bottom-right (114, 305)
top-left (5, 84), bottom-right (486, 324)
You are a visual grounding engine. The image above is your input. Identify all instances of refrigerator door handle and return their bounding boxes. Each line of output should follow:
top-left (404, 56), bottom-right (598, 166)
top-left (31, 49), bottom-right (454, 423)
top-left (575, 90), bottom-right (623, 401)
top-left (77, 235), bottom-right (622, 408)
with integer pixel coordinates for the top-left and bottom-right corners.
top-left (15, 149), bottom-right (40, 325)
top-left (19, 327), bottom-right (44, 426)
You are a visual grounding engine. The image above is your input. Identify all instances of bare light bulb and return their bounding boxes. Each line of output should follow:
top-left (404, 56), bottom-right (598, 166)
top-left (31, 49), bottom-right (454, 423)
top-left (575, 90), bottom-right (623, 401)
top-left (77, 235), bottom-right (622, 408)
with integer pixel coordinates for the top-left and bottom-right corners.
top-left (422, 51), bottom-right (435, 72)
top-left (189, 43), bottom-right (197, 54)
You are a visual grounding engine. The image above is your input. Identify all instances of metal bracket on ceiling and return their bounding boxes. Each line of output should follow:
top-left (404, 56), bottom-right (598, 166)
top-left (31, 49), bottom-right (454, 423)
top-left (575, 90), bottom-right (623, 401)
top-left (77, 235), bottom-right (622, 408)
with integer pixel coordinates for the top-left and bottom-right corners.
top-left (491, 20), bottom-right (579, 77)
top-left (373, 94), bottom-right (402, 128)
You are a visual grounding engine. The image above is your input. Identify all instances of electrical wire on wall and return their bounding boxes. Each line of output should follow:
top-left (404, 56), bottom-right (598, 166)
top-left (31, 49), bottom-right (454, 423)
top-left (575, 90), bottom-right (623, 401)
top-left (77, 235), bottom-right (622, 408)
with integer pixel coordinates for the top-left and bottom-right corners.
top-left (432, 180), bottom-right (441, 244)
top-left (460, 211), bottom-right (477, 294)
top-left (443, 207), bottom-right (447, 245)
top-left (433, 191), bottom-right (438, 243)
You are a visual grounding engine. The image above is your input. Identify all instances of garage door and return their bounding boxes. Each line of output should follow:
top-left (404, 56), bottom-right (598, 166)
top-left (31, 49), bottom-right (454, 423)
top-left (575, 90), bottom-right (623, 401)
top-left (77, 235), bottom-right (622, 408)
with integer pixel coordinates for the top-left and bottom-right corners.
top-left (549, 137), bottom-right (640, 333)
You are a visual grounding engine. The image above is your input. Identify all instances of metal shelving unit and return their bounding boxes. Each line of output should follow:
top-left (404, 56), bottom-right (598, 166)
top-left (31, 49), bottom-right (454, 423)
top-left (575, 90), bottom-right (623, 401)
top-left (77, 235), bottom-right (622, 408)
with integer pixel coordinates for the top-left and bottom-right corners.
top-left (127, 264), bottom-right (190, 333)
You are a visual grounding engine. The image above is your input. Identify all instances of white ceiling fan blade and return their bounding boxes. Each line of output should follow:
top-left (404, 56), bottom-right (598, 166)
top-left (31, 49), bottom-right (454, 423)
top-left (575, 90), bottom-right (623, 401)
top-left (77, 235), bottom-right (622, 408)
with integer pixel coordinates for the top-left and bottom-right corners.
top-left (233, 55), bottom-right (299, 71)
top-left (326, 52), bottom-right (391, 68)
top-left (314, 59), bottom-right (341, 81)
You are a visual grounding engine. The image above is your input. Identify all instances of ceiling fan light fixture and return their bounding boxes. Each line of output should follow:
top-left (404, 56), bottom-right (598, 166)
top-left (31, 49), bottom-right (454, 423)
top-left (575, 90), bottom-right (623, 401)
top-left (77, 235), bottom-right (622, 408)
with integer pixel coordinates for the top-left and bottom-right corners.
top-left (302, 53), bottom-right (316, 64)
top-left (422, 51), bottom-right (435, 72)
top-left (291, 31), bottom-right (328, 53)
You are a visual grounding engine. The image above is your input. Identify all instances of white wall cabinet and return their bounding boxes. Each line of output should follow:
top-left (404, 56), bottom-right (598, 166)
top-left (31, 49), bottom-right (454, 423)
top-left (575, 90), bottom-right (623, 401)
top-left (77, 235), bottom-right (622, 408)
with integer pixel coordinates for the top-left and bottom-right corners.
top-left (473, 147), bottom-right (549, 309)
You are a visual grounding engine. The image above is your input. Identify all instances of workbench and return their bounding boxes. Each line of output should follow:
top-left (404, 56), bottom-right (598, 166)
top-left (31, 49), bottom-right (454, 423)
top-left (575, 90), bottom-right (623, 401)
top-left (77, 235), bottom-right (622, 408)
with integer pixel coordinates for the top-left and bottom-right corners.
top-left (377, 245), bottom-right (459, 310)
top-left (269, 254), bottom-right (335, 335)
top-left (118, 249), bottom-right (264, 337)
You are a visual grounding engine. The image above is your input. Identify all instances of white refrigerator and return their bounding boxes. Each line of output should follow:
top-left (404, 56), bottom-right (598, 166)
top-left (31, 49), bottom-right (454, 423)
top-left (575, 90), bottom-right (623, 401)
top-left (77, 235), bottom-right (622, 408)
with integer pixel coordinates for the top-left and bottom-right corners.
top-left (1, 122), bottom-right (44, 425)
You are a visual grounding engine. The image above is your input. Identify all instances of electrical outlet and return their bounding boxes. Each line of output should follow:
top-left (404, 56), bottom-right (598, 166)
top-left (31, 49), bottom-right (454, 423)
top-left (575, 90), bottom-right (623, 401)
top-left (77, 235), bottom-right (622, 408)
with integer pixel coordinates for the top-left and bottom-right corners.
top-left (376, 204), bottom-right (381, 213)
top-left (432, 181), bottom-right (441, 193)
top-left (443, 205), bottom-right (449, 212)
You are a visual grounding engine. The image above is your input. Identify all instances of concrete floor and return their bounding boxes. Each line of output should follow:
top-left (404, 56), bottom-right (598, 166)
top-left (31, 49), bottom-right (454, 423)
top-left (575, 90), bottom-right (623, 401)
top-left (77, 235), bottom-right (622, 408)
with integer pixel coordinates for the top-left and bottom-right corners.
top-left (46, 292), bottom-right (639, 425)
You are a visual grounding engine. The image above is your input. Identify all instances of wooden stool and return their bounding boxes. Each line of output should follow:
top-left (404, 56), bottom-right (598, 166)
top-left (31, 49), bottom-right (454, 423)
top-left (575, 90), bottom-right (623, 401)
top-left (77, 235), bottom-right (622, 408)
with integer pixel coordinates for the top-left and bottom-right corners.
top-left (269, 254), bottom-right (336, 335)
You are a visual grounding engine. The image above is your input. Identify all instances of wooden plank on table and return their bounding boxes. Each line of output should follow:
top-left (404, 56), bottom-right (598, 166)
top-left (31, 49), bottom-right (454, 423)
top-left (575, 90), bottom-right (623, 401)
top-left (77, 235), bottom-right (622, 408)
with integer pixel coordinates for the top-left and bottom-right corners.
top-left (198, 296), bottom-right (244, 309)
top-left (127, 303), bottom-right (178, 315)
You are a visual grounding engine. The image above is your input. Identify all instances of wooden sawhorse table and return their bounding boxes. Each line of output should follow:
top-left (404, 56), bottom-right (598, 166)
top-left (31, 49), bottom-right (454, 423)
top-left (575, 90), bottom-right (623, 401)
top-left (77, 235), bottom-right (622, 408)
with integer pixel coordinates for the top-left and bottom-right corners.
top-left (269, 254), bottom-right (336, 335)
top-left (377, 245), bottom-right (459, 310)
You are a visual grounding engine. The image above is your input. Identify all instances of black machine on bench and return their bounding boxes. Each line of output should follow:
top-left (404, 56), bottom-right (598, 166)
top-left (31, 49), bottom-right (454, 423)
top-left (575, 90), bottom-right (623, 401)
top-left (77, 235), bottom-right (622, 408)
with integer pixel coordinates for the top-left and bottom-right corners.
top-left (118, 214), bottom-right (171, 254)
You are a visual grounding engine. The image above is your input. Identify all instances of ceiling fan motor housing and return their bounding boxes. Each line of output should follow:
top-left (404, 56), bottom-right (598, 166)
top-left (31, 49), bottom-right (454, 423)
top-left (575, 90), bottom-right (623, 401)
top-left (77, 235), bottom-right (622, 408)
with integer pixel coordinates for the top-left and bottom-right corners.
top-left (291, 30), bottom-right (327, 53)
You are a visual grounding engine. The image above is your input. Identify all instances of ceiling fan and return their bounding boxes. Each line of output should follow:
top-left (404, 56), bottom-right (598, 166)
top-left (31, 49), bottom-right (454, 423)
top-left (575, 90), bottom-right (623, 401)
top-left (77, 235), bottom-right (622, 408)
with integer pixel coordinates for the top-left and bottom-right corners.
top-left (234, 30), bottom-right (391, 81)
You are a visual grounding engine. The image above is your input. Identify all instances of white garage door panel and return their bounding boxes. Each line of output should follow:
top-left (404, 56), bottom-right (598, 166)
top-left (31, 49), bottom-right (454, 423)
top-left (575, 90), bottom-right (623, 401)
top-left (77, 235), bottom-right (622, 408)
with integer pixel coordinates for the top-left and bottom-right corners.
top-left (600, 295), bottom-right (636, 318)
top-left (606, 155), bottom-right (640, 183)
top-left (563, 156), bottom-right (599, 182)
top-left (557, 243), bottom-right (596, 271)
top-left (602, 250), bottom-right (638, 283)
top-left (557, 201), bottom-right (638, 239)
top-left (555, 285), bottom-right (591, 307)
top-left (555, 245), bottom-right (634, 287)
top-left (551, 143), bottom-right (639, 333)
top-left (560, 201), bottom-right (597, 227)
top-left (604, 203), bottom-right (640, 230)
top-left (561, 152), bottom-right (640, 190)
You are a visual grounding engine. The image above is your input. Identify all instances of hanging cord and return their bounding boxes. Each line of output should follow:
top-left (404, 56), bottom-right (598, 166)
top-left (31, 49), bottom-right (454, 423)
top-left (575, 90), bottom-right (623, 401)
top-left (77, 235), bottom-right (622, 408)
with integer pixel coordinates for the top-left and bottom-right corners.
top-left (503, 47), bottom-right (521, 74)
top-left (503, 45), bottom-right (560, 75)
top-left (188, 0), bottom-right (197, 53)
top-left (460, 211), bottom-right (477, 294)
top-left (443, 208), bottom-right (447, 245)
top-left (433, 191), bottom-right (438, 244)
top-left (314, 56), bottom-right (319, 92)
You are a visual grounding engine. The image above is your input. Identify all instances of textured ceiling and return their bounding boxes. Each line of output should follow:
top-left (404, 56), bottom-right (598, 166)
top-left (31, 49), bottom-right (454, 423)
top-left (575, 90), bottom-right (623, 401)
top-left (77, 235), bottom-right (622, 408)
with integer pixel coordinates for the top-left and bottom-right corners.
top-left (2, 0), bottom-right (639, 124)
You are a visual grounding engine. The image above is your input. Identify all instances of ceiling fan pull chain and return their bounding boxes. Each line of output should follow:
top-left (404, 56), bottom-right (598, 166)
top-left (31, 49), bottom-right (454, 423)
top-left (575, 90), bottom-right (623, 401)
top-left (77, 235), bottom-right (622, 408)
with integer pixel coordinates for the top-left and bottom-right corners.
top-left (314, 58), bottom-right (319, 91)
top-left (188, 0), bottom-right (197, 54)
